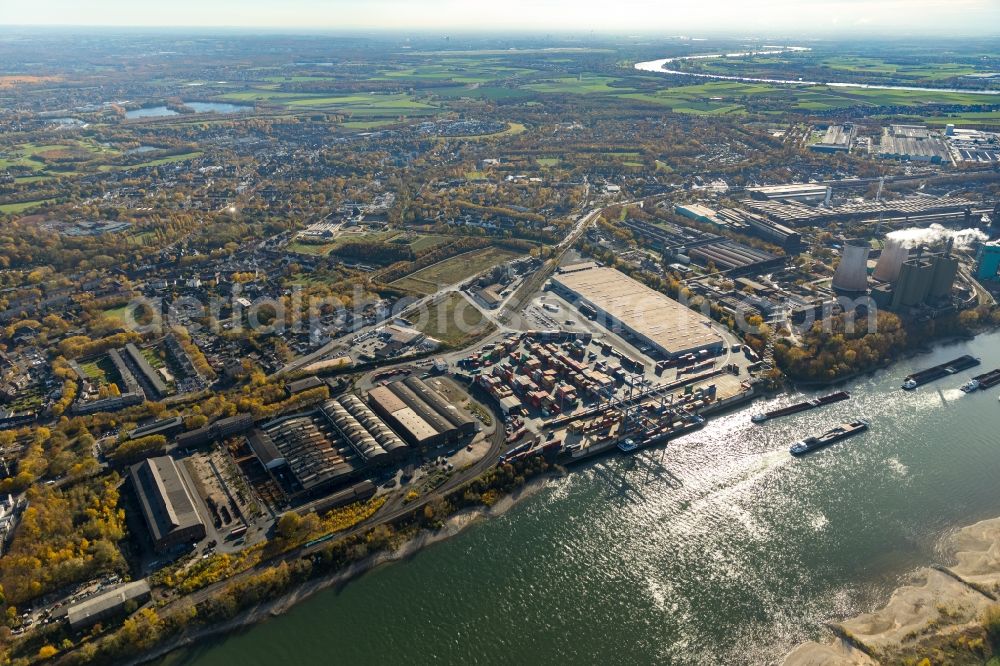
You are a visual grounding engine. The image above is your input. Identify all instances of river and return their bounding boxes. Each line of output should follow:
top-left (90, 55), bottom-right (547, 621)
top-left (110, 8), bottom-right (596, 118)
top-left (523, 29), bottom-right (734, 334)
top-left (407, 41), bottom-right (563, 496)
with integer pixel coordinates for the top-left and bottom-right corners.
top-left (635, 47), bottom-right (1000, 96)
top-left (160, 331), bottom-right (1000, 666)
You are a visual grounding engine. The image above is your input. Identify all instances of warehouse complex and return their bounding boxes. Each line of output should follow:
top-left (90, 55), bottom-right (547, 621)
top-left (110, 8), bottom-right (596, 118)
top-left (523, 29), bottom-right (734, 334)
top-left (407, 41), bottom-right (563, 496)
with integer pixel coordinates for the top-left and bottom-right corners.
top-left (549, 264), bottom-right (725, 359)
top-left (248, 379), bottom-right (475, 497)
top-left (809, 124), bottom-right (854, 153)
top-left (878, 125), bottom-right (951, 163)
top-left (367, 377), bottom-right (477, 448)
top-left (129, 456), bottom-right (206, 553)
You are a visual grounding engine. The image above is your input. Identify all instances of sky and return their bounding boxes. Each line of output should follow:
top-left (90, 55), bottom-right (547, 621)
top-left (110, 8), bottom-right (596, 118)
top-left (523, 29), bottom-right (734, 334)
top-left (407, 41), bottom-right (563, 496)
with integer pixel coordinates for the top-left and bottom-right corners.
top-left (2, 0), bottom-right (999, 34)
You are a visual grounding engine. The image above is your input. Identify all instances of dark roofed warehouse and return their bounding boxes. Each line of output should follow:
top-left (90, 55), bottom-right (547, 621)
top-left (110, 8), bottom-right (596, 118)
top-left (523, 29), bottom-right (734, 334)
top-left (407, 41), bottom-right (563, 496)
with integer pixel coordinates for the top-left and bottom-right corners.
top-left (129, 456), bottom-right (206, 553)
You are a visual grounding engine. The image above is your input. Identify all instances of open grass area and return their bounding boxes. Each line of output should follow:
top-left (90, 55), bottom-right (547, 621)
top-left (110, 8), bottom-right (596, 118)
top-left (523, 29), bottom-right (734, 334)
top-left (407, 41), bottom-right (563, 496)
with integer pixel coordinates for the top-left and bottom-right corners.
top-left (412, 292), bottom-right (495, 348)
top-left (219, 88), bottom-right (437, 118)
top-left (100, 304), bottom-right (143, 330)
top-left (0, 198), bottom-right (56, 214)
top-left (340, 119), bottom-right (399, 130)
top-left (524, 74), bottom-right (625, 95)
top-left (290, 231), bottom-right (453, 258)
top-left (79, 357), bottom-right (119, 387)
top-left (287, 241), bottom-right (337, 256)
top-left (924, 110), bottom-right (1000, 126)
top-left (390, 246), bottom-right (524, 295)
top-left (403, 234), bottom-right (453, 253)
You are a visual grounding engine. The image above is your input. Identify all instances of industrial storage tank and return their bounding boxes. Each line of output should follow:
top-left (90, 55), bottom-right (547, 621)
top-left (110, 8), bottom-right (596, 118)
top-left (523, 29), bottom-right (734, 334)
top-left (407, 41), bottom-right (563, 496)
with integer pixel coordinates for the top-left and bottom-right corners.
top-left (873, 238), bottom-right (910, 283)
top-left (832, 241), bottom-right (870, 293)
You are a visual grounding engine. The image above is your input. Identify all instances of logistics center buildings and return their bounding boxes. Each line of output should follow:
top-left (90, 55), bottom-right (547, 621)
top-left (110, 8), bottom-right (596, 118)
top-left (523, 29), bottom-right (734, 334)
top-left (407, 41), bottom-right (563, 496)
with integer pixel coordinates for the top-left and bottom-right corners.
top-left (549, 263), bottom-right (725, 359)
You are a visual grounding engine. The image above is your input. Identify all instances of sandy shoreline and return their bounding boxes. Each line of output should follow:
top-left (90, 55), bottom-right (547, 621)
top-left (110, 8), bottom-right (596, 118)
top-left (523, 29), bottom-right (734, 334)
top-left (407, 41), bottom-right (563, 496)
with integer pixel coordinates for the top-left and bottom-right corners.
top-left (783, 516), bottom-right (1000, 665)
top-left (123, 476), bottom-right (553, 666)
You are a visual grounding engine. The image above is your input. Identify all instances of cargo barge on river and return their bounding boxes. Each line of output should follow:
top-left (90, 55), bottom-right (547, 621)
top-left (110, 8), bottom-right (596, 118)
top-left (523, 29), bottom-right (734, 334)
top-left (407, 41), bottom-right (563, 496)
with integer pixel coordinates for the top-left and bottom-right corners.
top-left (751, 391), bottom-right (850, 424)
top-left (902, 355), bottom-right (980, 391)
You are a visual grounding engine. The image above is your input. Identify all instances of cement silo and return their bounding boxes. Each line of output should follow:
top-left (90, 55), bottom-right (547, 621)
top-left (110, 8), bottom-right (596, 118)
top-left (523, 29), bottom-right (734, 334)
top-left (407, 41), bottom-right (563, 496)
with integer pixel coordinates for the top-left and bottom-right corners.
top-left (873, 238), bottom-right (909, 283)
top-left (832, 241), bottom-right (870, 293)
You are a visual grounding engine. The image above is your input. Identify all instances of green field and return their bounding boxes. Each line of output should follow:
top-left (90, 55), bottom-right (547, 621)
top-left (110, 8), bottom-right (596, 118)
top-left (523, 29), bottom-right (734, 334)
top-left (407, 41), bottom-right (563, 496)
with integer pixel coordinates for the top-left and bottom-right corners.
top-left (923, 110), bottom-right (1000, 126)
top-left (524, 74), bottom-right (625, 95)
top-left (340, 119), bottom-right (399, 130)
top-left (79, 357), bottom-right (117, 387)
top-left (390, 247), bottom-right (524, 295)
top-left (218, 89), bottom-right (437, 118)
top-left (412, 292), bottom-right (495, 348)
top-left (403, 234), bottom-right (453, 253)
top-left (287, 241), bottom-right (338, 256)
top-left (0, 140), bottom-right (119, 174)
top-left (289, 232), bottom-right (453, 257)
top-left (0, 198), bottom-right (56, 214)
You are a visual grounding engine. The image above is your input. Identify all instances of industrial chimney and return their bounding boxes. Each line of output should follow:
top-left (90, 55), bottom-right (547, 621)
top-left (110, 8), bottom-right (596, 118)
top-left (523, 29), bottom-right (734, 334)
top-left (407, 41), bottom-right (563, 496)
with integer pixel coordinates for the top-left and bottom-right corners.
top-left (832, 240), bottom-right (870, 293)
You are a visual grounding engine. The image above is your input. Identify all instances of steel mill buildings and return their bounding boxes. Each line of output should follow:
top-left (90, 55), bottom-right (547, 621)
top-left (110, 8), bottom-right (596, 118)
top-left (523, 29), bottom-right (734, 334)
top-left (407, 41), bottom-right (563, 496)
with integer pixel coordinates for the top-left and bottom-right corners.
top-left (549, 264), bottom-right (724, 359)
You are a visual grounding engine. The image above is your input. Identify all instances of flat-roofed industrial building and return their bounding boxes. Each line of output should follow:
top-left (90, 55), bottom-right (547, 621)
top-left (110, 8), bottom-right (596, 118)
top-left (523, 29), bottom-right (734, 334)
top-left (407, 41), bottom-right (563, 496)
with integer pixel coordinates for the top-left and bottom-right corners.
top-left (66, 580), bottom-right (152, 631)
top-left (549, 264), bottom-right (725, 359)
top-left (367, 378), bottom-right (477, 448)
top-left (129, 457), bottom-right (206, 553)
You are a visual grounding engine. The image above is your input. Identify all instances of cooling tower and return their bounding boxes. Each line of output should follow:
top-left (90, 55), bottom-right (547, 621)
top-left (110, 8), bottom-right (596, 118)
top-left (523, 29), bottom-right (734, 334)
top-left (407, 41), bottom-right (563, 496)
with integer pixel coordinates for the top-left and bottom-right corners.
top-left (831, 241), bottom-right (870, 293)
top-left (872, 238), bottom-right (910, 283)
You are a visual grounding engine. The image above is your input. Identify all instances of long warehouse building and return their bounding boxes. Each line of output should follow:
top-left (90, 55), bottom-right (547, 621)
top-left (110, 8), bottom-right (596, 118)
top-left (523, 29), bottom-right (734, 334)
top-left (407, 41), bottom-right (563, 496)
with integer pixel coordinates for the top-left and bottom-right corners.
top-left (129, 456), bottom-right (206, 553)
top-left (549, 263), bottom-right (725, 359)
top-left (367, 377), bottom-right (477, 448)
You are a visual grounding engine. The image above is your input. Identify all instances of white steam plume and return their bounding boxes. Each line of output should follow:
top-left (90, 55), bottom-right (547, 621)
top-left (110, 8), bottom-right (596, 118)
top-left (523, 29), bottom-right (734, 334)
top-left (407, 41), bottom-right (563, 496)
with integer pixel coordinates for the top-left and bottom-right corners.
top-left (886, 224), bottom-right (987, 250)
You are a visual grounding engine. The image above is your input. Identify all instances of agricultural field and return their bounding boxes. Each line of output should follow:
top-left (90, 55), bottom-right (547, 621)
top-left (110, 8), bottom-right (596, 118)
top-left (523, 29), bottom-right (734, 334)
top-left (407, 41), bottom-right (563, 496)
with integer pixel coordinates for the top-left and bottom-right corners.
top-left (413, 292), bottom-right (495, 348)
top-left (217, 89), bottom-right (438, 118)
top-left (922, 110), bottom-right (1000, 126)
top-left (523, 74), bottom-right (626, 95)
top-left (675, 50), bottom-right (1000, 90)
top-left (390, 247), bottom-right (523, 295)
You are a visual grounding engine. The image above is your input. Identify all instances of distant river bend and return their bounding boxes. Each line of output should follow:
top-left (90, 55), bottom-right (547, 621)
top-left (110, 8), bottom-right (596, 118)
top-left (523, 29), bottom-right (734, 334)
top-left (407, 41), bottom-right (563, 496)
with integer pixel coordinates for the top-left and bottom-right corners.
top-left (634, 46), bottom-right (1000, 95)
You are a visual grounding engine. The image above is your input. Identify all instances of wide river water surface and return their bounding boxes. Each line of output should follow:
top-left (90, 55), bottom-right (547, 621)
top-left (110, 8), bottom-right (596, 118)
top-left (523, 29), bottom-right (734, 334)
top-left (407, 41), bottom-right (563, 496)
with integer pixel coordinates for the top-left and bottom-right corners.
top-left (162, 331), bottom-right (1000, 665)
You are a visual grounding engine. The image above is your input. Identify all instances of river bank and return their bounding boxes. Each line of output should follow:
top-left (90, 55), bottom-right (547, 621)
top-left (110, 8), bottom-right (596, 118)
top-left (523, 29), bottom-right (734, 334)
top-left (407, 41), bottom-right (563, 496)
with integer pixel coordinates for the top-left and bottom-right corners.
top-left (784, 516), bottom-right (1000, 665)
top-left (634, 48), bottom-right (1000, 95)
top-left (128, 475), bottom-right (555, 666)
top-left (148, 330), bottom-right (1000, 666)
top-left (788, 334), bottom-right (977, 389)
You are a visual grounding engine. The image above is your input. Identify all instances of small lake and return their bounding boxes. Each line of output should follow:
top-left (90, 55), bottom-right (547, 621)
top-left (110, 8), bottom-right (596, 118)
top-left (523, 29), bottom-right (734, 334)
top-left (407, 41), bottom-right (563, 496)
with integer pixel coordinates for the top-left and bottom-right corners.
top-left (125, 101), bottom-right (251, 119)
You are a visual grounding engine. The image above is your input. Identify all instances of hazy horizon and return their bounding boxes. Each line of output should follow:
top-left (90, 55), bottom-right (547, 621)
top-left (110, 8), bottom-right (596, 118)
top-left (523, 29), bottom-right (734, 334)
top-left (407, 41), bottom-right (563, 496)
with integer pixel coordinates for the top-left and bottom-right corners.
top-left (3, 0), bottom-right (999, 36)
